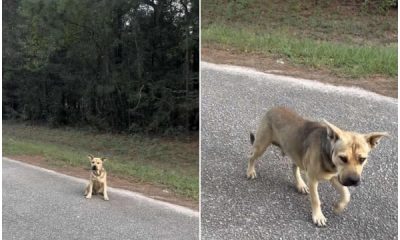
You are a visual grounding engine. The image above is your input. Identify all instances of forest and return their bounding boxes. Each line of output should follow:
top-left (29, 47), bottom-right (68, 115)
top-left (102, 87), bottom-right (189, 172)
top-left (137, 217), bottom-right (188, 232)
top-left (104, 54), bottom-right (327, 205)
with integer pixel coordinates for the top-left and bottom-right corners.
top-left (3, 0), bottom-right (199, 135)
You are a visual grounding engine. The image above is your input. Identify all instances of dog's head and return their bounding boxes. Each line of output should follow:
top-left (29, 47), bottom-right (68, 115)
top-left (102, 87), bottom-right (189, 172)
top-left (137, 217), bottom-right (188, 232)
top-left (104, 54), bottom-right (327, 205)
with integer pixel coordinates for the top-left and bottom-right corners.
top-left (88, 155), bottom-right (107, 173)
top-left (323, 120), bottom-right (388, 187)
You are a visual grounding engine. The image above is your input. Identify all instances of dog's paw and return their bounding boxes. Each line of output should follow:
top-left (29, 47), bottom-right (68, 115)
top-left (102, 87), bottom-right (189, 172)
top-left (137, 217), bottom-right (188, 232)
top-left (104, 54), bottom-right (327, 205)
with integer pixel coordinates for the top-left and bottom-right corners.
top-left (333, 202), bottom-right (347, 214)
top-left (312, 212), bottom-right (327, 227)
top-left (246, 169), bottom-right (257, 179)
top-left (104, 196), bottom-right (109, 201)
top-left (296, 183), bottom-right (309, 194)
top-left (85, 195), bottom-right (92, 199)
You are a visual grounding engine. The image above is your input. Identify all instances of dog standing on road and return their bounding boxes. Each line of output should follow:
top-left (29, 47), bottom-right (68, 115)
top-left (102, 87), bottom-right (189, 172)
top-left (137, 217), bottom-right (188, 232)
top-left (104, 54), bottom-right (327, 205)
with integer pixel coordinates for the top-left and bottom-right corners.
top-left (84, 155), bottom-right (109, 201)
top-left (247, 107), bottom-right (388, 226)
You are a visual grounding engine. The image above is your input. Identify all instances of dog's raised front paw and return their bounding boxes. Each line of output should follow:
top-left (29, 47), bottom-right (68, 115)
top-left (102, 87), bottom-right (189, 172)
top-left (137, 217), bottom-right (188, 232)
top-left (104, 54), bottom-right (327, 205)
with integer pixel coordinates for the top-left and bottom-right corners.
top-left (333, 202), bottom-right (347, 214)
top-left (312, 212), bottom-right (327, 227)
top-left (246, 169), bottom-right (257, 179)
top-left (296, 183), bottom-right (309, 194)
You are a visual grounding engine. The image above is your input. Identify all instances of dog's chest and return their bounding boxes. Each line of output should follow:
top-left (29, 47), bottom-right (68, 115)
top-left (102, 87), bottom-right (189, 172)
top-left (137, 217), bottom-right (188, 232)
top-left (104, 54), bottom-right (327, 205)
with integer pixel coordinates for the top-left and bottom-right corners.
top-left (90, 171), bottom-right (106, 183)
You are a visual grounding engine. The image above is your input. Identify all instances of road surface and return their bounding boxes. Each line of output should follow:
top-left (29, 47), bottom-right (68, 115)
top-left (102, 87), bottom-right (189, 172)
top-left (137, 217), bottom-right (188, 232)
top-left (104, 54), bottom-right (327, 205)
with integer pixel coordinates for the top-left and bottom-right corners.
top-left (201, 62), bottom-right (397, 239)
top-left (3, 158), bottom-right (199, 240)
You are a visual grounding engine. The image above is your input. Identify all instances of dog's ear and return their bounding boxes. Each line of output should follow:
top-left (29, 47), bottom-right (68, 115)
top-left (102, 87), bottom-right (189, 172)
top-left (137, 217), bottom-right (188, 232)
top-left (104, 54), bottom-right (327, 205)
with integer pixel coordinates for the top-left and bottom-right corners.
top-left (88, 154), bottom-right (94, 161)
top-left (101, 158), bottom-right (107, 162)
top-left (322, 119), bottom-right (343, 142)
top-left (364, 132), bottom-right (389, 148)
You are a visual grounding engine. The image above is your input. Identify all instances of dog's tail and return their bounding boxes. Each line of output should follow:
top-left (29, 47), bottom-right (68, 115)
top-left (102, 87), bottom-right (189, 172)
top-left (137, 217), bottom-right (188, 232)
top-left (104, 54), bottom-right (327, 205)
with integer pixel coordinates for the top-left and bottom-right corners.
top-left (250, 132), bottom-right (255, 145)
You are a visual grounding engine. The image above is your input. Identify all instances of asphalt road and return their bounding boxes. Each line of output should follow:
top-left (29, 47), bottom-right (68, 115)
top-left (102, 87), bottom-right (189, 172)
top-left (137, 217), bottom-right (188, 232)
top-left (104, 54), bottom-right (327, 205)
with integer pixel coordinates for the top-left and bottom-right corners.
top-left (201, 62), bottom-right (398, 240)
top-left (3, 158), bottom-right (198, 240)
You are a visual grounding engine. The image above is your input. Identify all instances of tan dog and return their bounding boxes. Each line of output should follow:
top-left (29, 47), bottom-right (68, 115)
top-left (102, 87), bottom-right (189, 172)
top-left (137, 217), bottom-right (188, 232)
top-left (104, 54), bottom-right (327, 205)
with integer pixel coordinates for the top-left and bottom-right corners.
top-left (84, 155), bottom-right (109, 201)
top-left (247, 107), bottom-right (388, 226)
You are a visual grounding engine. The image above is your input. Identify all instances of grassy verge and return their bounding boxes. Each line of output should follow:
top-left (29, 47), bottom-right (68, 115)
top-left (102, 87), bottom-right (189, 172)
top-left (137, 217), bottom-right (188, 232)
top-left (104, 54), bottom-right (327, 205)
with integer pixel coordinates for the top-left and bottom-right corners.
top-left (202, 0), bottom-right (397, 78)
top-left (203, 24), bottom-right (397, 78)
top-left (3, 122), bottom-right (198, 200)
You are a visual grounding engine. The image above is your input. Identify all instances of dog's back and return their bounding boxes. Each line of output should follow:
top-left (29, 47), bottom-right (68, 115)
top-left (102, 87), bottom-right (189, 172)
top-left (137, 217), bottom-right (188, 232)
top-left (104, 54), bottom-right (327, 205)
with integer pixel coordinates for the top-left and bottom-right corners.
top-left (253, 107), bottom-right (326, 165)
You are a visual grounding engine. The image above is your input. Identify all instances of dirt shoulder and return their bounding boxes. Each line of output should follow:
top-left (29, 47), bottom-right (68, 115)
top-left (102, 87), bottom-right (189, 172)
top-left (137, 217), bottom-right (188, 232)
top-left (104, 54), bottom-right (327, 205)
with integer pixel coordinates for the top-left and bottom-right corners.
top-left (202, 47), bottom-right (397, 98)
top-left (6, 155), bottom-right (198, 211)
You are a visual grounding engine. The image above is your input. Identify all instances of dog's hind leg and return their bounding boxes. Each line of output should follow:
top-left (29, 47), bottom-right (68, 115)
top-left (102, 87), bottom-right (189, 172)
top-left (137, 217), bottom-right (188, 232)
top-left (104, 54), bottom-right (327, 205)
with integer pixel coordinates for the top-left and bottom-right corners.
top-left (247, 145), bottom-right (267, 179)
top-left (292, 164), bottom-right (309, 194)
top-left (98, 185), bottom-right (104, 195)
top-left (247, 123), bottom-right (272, 179)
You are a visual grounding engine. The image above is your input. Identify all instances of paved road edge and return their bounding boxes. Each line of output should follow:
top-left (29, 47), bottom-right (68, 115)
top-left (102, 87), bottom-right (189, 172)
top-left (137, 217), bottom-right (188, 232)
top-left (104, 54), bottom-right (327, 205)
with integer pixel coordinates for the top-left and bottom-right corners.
top-left (201, 61), bottom-right (397, 104)
top-left (3, 157), bottom-right (199, 217)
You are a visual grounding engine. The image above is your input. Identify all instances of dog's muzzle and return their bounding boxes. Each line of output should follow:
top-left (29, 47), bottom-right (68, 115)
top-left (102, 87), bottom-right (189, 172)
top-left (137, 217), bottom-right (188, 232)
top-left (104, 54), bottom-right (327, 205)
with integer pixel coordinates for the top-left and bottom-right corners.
top-left (92, 166), bottom-right (97, 171)
top-left (341, 174), bottom-right (361, 187)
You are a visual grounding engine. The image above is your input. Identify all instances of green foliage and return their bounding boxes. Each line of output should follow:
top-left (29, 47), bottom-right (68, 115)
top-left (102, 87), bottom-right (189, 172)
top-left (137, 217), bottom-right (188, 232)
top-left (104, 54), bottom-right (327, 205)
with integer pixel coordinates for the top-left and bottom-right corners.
top-left (361, 0), bottom-right (397, 14)
top-left (202, 0), bottom-right (397, 45)
top-left (3, 0), bottom-right (199, 135)
top-left (202, 0), bottom-right (397, 78)
top-left (203, 24), bottom-right (397, 78)
top-left (225, 0), bottom-right (254, 18)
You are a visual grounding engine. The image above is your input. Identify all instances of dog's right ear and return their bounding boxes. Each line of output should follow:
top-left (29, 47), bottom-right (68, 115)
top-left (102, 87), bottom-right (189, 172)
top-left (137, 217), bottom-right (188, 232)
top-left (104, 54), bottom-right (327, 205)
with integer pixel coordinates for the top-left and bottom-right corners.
top-left (322, 119), bottom-right (343, 142)
top-left (87, 154), bottom-right (94, 161)
top-left (364, 132), bottom-right (389, 148)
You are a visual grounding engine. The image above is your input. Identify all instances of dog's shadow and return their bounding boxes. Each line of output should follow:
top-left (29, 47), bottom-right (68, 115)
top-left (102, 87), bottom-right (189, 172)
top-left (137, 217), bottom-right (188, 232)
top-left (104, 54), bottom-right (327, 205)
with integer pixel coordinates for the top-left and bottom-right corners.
top-left (245, 171), bottom-right (324, 221)
top-left (245, 170), bottom-right (341, 226)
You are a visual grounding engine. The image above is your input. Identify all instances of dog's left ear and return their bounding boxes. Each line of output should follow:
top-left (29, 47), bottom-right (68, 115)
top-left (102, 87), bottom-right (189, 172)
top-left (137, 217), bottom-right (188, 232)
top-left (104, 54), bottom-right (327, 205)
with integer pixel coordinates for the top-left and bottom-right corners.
top-left (101, 158), bottom-right (107, 162)
top-left (364, 132), bottom-right (389, 148)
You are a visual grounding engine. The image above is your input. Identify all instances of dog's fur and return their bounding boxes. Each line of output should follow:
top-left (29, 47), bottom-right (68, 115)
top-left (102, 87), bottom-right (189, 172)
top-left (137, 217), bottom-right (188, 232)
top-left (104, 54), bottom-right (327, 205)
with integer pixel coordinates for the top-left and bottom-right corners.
top-left (247, 107), bottom-right (388, 226)
top-left (84, 155), bottom-right (109, 201)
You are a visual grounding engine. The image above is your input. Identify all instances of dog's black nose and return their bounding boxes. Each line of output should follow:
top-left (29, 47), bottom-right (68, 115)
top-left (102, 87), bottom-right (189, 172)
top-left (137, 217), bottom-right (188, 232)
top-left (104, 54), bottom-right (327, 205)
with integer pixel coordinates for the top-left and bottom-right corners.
top-left (92, 166), bottom-right (97, 170)
top-left (342, 175), bottom-right (360, 186)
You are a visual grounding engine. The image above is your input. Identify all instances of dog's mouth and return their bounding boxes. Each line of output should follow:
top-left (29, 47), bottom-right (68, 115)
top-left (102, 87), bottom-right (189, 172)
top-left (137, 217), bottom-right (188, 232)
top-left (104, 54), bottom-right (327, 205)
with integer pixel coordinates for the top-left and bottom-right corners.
top-left (91, 168), bottom-right (102, 176)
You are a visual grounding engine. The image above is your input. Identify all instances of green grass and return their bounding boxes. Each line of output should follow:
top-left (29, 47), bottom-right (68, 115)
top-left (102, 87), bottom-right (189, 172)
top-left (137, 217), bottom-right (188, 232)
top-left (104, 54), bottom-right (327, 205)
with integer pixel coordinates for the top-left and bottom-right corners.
top-left (203, 24), bottom-right (397, 78)
top-left (3, 122), bottom-right (199, 200)
top-left (202, 0), bottom-right (398, 78)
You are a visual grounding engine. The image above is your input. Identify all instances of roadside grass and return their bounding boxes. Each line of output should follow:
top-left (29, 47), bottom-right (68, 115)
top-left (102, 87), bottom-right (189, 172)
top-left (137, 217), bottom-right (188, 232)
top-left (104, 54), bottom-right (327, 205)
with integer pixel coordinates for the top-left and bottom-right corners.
top-left (3, 122), bottom-right (199, 200)
top-left (203, 24), bottom-right (397, 78)
top-left (202, 0), bottom-right (397, 78)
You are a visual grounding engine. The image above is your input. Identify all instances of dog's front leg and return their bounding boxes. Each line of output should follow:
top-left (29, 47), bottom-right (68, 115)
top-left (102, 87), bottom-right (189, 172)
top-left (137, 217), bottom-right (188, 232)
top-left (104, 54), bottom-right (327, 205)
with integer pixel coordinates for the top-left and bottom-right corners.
top-left (330, 177), bottom-right (350, 213)
top-left (103, 181), bottom-right (109, 201)
top-left (308, 178), bottom-right (327, 227)
top-left (85, 181), bottom-right (93, 199)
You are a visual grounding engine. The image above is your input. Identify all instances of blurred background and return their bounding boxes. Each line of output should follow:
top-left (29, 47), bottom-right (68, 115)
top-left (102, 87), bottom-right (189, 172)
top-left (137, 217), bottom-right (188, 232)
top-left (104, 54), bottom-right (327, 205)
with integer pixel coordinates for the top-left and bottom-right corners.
top-left (3, 0), bottom-right (199, 206)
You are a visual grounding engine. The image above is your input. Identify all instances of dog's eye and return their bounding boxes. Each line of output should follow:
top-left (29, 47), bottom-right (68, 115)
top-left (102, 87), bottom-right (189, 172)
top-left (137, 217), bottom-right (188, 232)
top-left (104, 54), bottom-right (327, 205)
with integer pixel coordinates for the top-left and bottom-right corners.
top-left (359, 157), bottom-right (366, 163)
top-left (92, 161), bottom-right (95, 164)
top-left (339, 156), bottom-right (348, 163)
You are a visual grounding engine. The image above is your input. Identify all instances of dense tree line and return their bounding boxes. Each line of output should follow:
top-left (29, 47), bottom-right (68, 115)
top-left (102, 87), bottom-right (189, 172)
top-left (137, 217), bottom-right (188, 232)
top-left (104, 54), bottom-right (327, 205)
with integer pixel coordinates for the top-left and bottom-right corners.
top-left (3, 0), bottom-right (199, 134)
